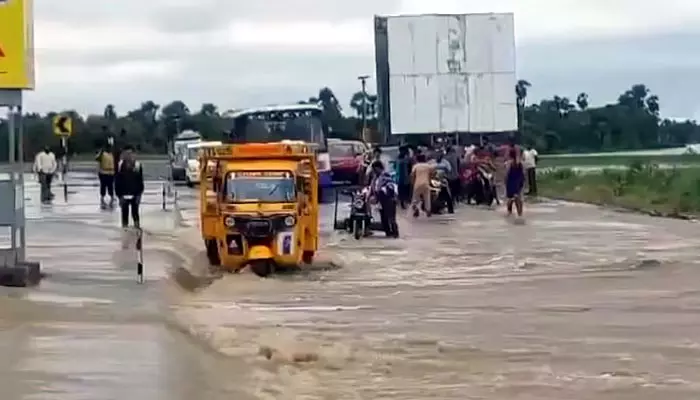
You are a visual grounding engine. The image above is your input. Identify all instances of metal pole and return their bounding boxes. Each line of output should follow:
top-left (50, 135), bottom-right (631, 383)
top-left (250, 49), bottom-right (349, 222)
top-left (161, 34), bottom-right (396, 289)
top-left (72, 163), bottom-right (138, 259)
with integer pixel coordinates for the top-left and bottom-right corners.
top-left (17, 105), bottom-right (25, 262)
top-left (136, 229), bottom-right (143, 283)
top-left (61, 137), bottom-right (68, 201)
top-left (8, 106), bottom-right (17, 255)
top-left (358, 75), bottom-right (369, 141)
top-left (168, 117), bottom-right (181, 197)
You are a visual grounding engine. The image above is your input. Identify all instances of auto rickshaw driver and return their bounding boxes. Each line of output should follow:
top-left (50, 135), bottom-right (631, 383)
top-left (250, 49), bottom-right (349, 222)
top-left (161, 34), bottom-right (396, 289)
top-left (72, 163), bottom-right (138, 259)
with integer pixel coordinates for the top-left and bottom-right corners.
top-left (199, 142), bottom-right (319, 277)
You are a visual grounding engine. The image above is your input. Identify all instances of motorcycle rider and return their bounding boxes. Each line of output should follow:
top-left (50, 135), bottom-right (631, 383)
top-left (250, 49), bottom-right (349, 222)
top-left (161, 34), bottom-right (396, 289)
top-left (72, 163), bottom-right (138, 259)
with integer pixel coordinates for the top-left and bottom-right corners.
top-left (432, 149), bottom-right (452, 174)
top-left (370, 160), bottom-right (399, 237)
top-left (466, 143), bottom-right (499, 205)
top-left (431, 150), bottom-right (454, 213)
top-left (361, 146), bottom-right (383, 185)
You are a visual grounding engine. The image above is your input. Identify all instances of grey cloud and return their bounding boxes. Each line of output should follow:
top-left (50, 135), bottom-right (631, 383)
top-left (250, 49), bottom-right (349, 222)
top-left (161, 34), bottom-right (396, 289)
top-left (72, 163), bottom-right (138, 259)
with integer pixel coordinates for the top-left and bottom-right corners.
top-left (147, 1), bottom-right (235, 34)
top-left (199, 0), bottom-right (401, 22)
top-left (27, 17), bottom-right (700, 119)
top-left (36, 1), bottom-right (152, 26)
top-left (30, 48), bottom-right (374, 114)
top-left (519, 31), bottom-right (700, 118)
top-left (146, 0), bottom-right (402, 35)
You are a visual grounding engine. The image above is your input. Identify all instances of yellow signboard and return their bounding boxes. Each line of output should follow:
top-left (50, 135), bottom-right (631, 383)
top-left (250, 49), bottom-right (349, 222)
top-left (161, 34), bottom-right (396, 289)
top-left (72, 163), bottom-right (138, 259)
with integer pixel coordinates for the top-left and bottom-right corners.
top-left (52, 115), bottom-right (72, 136)
top-left (0, 0), bottom-right (35, 90)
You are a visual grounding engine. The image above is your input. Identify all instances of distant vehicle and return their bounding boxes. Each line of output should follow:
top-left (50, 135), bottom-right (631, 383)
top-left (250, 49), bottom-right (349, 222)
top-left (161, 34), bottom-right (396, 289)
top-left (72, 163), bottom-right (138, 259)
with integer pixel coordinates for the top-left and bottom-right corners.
top-left (329, 139), bottom-right (367, 184)
top-left (171, 130), bottom-right (202, 181)
top-left (184, 141), bottom-right (223, 187)
top-left (226, 104), bottom-right (332, 192)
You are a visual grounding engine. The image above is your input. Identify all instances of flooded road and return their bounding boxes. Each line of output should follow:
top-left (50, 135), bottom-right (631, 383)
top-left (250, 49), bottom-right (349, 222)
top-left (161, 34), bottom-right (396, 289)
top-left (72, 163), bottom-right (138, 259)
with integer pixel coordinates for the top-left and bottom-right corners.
top-left (2, 174), bottom-right (700, 399)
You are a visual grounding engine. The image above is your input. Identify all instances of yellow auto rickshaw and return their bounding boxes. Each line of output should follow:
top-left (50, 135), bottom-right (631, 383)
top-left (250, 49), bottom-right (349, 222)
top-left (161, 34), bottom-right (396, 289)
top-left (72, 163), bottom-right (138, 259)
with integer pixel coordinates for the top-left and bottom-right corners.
top-left (198, 142), bottom-right (319, 277)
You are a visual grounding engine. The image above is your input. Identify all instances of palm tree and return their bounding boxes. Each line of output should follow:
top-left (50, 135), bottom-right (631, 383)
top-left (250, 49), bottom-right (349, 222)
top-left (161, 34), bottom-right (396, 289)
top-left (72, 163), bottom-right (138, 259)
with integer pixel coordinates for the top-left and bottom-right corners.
top-left (515, 79), bottom-right (531, 130)
top-left (349, 91), bottom-right (366, 118)
top-left (646, 95), bottom-right (660, 115)
top-left (317, 87), bottom-right (342, 119)
top-left (103, 104), bottom-right (117, 133)
top-left (199, 103), bottom-right (218, 116)
top-left (576, 92), bottom-right (589, 110)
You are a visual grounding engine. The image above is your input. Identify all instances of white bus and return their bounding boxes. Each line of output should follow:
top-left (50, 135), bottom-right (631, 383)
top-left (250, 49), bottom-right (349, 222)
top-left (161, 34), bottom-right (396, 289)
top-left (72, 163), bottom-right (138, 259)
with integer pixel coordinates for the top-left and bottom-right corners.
top-left (171, 130), bottom-right (202, 181)
top-left (184, 141), bottom-right (223, 186)
top-left (225, 104), bottom-right (333, 191)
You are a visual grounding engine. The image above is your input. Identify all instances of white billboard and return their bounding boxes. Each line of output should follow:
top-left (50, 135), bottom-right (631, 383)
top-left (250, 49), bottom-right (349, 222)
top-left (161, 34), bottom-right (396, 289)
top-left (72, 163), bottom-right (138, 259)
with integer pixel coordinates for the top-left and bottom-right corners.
top-left (379, 13), bottom-right (517, 135)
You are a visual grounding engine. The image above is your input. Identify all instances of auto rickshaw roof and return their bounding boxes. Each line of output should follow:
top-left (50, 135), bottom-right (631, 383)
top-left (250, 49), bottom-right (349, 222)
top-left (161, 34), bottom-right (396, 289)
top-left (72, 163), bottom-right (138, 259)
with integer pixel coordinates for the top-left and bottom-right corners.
top-left (201, 142), bottom-right (315, 160)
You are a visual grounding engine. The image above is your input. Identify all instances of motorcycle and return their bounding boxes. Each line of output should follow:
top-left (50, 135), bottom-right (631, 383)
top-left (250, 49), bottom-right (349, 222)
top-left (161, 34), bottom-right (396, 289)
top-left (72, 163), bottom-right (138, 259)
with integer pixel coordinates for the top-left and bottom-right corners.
top-left (465, 166), bottom-right (497, 206)
top-left (346, 187), bottom-right (372, 240)
top-left (428, 171), bottom-right (454, 214)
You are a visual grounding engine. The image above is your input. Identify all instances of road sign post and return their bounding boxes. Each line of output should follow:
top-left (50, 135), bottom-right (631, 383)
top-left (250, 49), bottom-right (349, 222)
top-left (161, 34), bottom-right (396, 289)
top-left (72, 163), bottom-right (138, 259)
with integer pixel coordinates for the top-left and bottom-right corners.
top-left (52, 115), bottom-right (72, 200)
top-left (0, 0), bottom-right (41, 287)
top-left (0, 91), bottom-right (41, 286)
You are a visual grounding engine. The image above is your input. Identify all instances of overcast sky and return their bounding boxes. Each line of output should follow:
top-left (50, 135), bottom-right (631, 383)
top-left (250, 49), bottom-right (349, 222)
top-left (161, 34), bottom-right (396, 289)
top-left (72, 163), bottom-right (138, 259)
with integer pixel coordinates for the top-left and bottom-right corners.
top-left (21, 0), bottom-right (700, 120)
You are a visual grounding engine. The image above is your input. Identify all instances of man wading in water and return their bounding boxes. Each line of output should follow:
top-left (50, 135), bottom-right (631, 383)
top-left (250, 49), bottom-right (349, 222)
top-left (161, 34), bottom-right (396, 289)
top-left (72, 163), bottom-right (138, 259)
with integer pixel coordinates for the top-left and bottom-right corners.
top-left (410, 154), bottom-right (435, 218)
top-left (95, 142), bottom-right (116, 208)
top-left (114, 145), bottom-right (145, 235)
top-left (504, 139), bottom-right (525, 220)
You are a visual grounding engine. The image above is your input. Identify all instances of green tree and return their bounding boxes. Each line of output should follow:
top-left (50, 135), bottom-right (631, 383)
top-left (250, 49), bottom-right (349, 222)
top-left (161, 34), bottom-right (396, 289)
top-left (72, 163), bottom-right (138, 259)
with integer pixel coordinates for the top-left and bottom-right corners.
top-left (0, 83), bottom-right (696, 162)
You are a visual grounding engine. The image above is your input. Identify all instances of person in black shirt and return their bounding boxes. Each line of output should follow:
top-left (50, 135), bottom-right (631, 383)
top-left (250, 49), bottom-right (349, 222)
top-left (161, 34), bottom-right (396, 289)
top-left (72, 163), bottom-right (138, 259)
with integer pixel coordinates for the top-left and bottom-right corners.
top-left (114, 145), bottom-right (145, 229)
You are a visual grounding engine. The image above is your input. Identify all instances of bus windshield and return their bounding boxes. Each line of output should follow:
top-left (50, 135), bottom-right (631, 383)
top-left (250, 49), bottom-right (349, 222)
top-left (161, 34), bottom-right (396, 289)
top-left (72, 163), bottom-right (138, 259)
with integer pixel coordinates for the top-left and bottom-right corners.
top-left (229, 106), bottom-right (327, 151)
top-left (187, 147), bottom-right (199, 160)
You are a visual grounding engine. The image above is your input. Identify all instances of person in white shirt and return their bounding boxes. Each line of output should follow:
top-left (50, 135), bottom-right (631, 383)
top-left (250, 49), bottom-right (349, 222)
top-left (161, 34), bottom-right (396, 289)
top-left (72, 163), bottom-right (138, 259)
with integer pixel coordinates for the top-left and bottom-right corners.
top-left (33, 146), bottom-right (58, 203)
top-left (522, 146), bottom-right (538, 195)
top-left (464, 144), bottom-right (476, 160)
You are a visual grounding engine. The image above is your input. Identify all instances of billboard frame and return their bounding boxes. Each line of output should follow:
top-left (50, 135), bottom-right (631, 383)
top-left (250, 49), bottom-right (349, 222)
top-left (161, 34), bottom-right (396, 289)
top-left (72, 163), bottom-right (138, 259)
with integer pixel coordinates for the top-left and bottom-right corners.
top-left (374, 12), bottom-right (517, 141)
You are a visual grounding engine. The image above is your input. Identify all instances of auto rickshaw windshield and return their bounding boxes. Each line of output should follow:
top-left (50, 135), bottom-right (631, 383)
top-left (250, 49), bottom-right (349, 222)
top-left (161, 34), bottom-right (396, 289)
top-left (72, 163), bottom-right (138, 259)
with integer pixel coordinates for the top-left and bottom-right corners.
top-left (225, 172), bottom-right (296, 203)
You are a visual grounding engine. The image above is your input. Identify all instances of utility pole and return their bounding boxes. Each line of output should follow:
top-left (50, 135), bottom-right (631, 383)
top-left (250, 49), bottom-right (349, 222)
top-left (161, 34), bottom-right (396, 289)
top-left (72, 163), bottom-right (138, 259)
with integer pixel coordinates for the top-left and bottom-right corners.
top-left (358, 75), bottom-right (370, 142)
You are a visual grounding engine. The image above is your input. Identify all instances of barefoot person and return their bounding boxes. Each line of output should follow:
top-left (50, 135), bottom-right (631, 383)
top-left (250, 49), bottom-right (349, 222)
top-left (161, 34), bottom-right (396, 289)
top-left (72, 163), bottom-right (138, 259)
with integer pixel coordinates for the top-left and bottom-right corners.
top-left (505, 146), bottom-right (525, 218)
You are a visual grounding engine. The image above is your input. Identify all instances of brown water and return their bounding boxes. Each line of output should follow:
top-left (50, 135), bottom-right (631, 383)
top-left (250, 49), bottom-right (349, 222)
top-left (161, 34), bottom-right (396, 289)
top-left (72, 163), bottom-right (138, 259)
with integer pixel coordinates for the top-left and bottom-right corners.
top-left (2, 177), bottom-right (700, 399)
top-left (171, 200), bottom-right (700, 399)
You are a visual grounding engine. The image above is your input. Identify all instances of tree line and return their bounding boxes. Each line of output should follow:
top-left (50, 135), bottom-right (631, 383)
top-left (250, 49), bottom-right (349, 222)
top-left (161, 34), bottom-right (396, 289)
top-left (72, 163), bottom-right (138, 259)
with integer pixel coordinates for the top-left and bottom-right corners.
top-left (0, 82), bottom-right (697, 161)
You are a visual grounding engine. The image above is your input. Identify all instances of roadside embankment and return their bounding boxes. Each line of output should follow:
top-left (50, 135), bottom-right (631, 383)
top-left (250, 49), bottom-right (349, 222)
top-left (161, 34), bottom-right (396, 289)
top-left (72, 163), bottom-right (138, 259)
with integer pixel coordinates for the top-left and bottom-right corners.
top-left (538, 152), bottom-right (700, 168)
top-left (539, 162), bottom-right (700, 219)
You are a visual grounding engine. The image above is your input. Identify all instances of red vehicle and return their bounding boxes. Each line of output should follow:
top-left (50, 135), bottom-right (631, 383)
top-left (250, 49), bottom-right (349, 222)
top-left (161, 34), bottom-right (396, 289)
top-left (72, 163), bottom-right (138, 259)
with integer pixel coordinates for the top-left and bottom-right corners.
top-left (329, 139), bottom-right (367, 184)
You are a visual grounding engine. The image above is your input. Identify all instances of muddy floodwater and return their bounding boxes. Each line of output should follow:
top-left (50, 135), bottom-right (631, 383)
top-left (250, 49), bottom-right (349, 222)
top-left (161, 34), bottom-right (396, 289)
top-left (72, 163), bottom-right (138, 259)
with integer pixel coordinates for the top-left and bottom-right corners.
top-left (1, 173), bottom-right (699, 399)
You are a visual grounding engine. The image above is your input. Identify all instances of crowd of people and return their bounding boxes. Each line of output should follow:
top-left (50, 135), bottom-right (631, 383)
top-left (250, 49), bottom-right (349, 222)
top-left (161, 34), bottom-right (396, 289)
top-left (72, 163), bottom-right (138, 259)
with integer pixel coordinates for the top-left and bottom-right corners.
top-left (32, 140), bottom-right (145, 232)
top-left (358, 137), bottom-right (539, 233)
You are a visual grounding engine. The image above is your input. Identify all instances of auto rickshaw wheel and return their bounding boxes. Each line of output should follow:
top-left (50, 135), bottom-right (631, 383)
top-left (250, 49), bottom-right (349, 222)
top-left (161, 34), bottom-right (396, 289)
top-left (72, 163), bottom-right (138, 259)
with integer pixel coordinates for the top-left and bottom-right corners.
top-left (302, 251), bottom-right (314, 264)
top-left (205, 239), bottom-right (220, 266)
top-left (250, 260), bottom-right (273, 277)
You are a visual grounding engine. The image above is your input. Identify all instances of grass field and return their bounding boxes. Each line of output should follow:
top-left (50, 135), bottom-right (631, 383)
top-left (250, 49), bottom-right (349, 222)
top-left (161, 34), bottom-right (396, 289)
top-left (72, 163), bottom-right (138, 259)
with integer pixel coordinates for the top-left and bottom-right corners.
top-left (538, 153), bottom-right (700, 167)
top-left (539, 163), bottom-right (700, 217)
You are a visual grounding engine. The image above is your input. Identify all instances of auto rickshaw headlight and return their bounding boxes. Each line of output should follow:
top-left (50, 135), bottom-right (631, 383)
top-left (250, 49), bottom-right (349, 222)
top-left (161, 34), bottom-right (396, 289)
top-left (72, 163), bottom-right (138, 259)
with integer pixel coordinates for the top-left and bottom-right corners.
top-left (284, 215), bottom-right (296, 227)
top-left (224, 216), bottom-right (235, 227)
